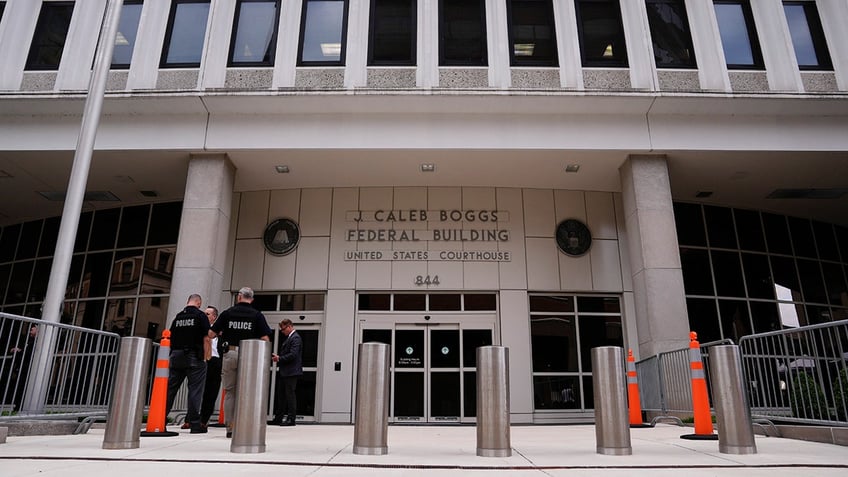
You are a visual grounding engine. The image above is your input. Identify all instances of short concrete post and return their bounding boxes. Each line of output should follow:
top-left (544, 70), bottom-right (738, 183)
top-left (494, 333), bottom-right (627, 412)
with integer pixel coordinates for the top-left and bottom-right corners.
top-left (230, 339), bottom-right (272, 454)
top-left (591, 346), bottom-right (632, 455)
top-left (103, 337), bottom-right (151, 449)
top-left (709, 345), bottom-right (757, 454)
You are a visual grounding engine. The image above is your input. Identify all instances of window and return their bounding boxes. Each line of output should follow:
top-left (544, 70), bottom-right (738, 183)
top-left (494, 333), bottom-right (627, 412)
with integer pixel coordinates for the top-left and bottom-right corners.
top-left (25, 2), bottom-right (75, 71)
top-left (645, 0), bottom-right (696, 68)
top-left (298, 0), bottom-right (348, 65)
top-left (111, 0), bottom-right (143, 69)
top-left (783, 1), bottom-right (832, 70)
top-left (229, 0), bottom-right (281, 66)
top-left (0, 3), bottom-right (6, 22)
top-left (369, 0), bottom-right (415, 65)
top-left (161, 0), bottom-right (211, 68)
top-left (713, 0), bottom-right (763, 69)
top-left (507, 0), bottom-right (558, 66)
top-left (575, 0), bottom-right (627, 67)
top-left (440, 0), bottom-right (487, 66)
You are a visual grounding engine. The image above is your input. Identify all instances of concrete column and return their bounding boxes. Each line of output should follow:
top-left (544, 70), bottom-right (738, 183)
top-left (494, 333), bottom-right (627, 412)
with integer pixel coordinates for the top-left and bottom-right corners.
top-left (166, 153), bottom-right (235, 324)
top-left (273, 0), bottom-right (302, 88)
top-left (485, 0), bottom-right (511, 88)
top-left (127, 0), bottom-right (170, 89)
top-left (345, 0), bottom-right (369, 88)
top-left (620, 0), bottom-right (657, 90)
top-left (417, 0), bottom-right (438, 87)
top-left (817, 0), bottom-right (848, 91)
top-left (684, 0), bottom-right (731, 91)
top-left (55, 0), bottom-right (107, 91)
top-left (200, 0), bottom-right (237, 89)
top-left (750, 0), bottom-right (803, 92)
top-left (552, 0), bottom-right (582, 89)
top-left (619, 155), bottom-right (689, 358)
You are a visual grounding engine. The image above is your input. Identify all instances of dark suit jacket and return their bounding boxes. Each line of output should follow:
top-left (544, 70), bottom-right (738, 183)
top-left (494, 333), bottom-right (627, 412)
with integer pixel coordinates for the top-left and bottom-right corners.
top-left (277, 330), bottom-right (303, 377)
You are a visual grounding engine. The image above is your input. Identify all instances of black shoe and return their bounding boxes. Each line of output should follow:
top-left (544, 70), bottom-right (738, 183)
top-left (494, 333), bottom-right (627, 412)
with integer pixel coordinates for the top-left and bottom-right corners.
top-left (190, 427), bottom-right (208, 434)
top-left (267, 419), bottom-right (283, 425)
top-left (226, 431), bottom-right (232, 438)
top-left (280, 420), bottom-right (296, 427)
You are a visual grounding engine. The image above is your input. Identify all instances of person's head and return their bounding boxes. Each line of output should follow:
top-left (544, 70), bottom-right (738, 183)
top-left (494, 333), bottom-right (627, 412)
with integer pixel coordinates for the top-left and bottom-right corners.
top-left (205, 306), bottom-right (218, 325)
top-left (279, 318), bottom-right (294, 336)
top-left (236, 287), bottom-right (254, 304)
top-left (187, 294), bottom-right (202, 308)
top-left (29, 325), bottom-right (38, 338)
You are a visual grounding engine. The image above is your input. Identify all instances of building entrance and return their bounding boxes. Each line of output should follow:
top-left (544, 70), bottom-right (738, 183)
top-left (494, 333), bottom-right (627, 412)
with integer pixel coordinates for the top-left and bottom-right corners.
top-left (358, 316), bottom-right (495, 423)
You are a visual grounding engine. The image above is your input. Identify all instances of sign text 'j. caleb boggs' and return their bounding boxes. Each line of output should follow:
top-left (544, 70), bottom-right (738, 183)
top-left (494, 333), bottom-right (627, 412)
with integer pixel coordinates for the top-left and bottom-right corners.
top-left (345, 209), bottom-right (511, 262)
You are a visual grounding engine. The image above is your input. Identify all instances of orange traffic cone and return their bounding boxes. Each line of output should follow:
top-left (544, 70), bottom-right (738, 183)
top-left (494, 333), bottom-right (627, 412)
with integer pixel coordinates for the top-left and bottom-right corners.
top-left (141, 330), bottom-right (178, 437)
top-left (208, 389), bottom-right (226, 427)
top-left (627, 349), bottom-right (650, 428)
top-left (681, 331), bottom-right (717, 440)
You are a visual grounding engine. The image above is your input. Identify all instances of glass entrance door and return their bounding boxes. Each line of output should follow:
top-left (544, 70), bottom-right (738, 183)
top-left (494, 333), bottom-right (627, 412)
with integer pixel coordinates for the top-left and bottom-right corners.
top-left (360, 318), bottom-right (494, 423)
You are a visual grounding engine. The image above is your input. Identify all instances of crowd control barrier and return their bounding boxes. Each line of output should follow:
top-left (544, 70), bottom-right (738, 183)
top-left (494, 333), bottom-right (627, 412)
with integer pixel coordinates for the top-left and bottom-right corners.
top-left (709, 345), bottom-right (757, 454)
top-left (230, 339), bottom-right (271, 454)
top-left (591, 346), bottom-right (631, 455)
top-left (476, 346), bottom-right (511, 457)
top-left (353, 342), bottom-right (390, 455)
top-left (103, 337), bottom-right (151, 449)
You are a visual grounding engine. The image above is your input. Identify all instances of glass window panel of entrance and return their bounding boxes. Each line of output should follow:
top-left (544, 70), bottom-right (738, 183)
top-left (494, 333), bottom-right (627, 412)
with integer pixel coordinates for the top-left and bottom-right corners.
top-left (645, 0), bottom-right (696, 68)
top-left (530, 294), bottom-right (622, 411)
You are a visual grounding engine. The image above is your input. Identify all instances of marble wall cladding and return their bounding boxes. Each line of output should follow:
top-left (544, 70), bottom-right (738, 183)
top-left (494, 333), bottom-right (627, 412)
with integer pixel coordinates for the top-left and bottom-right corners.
top-left (801, 72), bottom-right (839, 93)
top-left (106, 71), bottom-right (129, 91)
top-left (657, 70), bottom-right (701, 92)
top-left (582, 69), bottom-right (632, 90)
top-left (20, 72), bottom-right (57, 92)
top-left (728, 71), bottom-right (769, 92)
top-left (295, 68), bottom-right (345, 88)
top-left (510, 68), bottom-right (560, 89)
top-left (156, 70), bottom-right (199, 90)
top-left (366, 68), bottom-right (416, 88)
top-left (225, 69), bottom-right (273, 89)
top-left (439, 68), bottom-right (489, 88)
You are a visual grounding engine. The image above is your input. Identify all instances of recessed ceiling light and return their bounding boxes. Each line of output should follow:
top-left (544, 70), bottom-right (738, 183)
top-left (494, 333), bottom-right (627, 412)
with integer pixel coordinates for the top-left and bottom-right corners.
top-left (420, 163), bottom-right (435, 172)
top-left (565, 164), bottom-right (580, 173)
top-left (275, 165), bottom-right (290, 173)
top-left (695, 191), bottom-right (713, 198)
top-left (140, 190), bottom-right (158, 198)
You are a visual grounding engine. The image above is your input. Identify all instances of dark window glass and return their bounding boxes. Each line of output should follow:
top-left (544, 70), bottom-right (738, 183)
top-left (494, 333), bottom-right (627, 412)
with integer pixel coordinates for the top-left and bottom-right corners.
top-left (395, 329), bottom-right (424, 368)
top-left (65, 255), bottom-right (84, 300)
top-left (304, 294), bottom-right (325, 310)
top-left (734, 209), bottom-right (765, 252)
top-left (507, 0), bottom-right (558, 66)
top-left (76, 299), bottom-right (105, 330)
top-left (718, 299), bottom-right (751, 342)
top-left (117, 204), bottom-right (150, 249)
top-left (74, 211), bottom-right (93, 252)
top-left (0, 264), bottom-right (10, 305)
top-left (685, 298), bottom-right (720, 343)
top-left (821, 262), bottom-right (847, 306)
top-left (582, 375), bottom-right (594, 409)
top-left (161, 0), bottom-right (211, 67)
top-left (530, 314), bottom-right (577, 372)
top-left (89, 208), bottom-right (120, 251)
top-left (29, 258), bottom-right (52, 303)
top-left (463, 293), bottom-right (496, 310)
top-left (788, 217), bottom-right (816, 258)
top-left (6, 261), bottom-right (33, 304)
top-left (429, 293), bottom-right (461, 311)
top-left (362, 328), bottom-right (391, 345)
top-left (299, 329), bottom-right (320, 367)
top-left (280, 293), bottom-right (325, 311)
top-left (299, 0), bottom-right (347, 65)
top-left (17, 220), bottom-right (42, 260)
top-left (763, 213), bottom-right (792, 255)
top-left (394, 372), bottom-right (424, 417)
top-left (430, 371), bottom-right (460, 417)
top-left (0, 3), bottom-right (5, 21)
top-left (109, 250), bottom-right (143, 296)
top-left (111, 0), bottom-right (143, 69)
top-left (578, 315), bottom-right (623, 371)
top-left (0, 223), bottom-right (20, 262)
top-left (771, 256), bottom-right (800, 301)
top-left (369, 0), bottom-right (415, 65)
top-left (252, 294), bottom-right (277, 311)
top-left (136, 296), bottom-right (169, 338)
top-left (39, 216), bottom-right (61, 257)
top-left (462, 329), bottom-right (492, 366)
top-left (741, 253), bottom-right (774, 300)
top-left (812, 221), bottom-right (838, 261)
top-left (463, 372), bottom-right (477, 416)
top-left (141, 247), bottom-right (174, 294)
top-left (440, 0), bottom-right (487, 66)
top-left (81, 252), bottom-right (113, 298)
top-left (394, 293), bottom-right (425, 310)
top-left (529, 295), bottom-right (574, 312)
top-left (147, 202), bottom-right (182, 245)
top-left (25, 2), bottom-right (75, 71)
top-left (673, 202), bottom-right (706, 246)
top-left (711, 250), bottom-right (745, 297)
top-left (797, 259), bottom-right (826, 304)
top-left (430, 329), bottom-right (460, 367)
top-left (680, 248), bottom-right (714, 295)
top-left (645, 0), bottom-right (696, 68)
top-left (837, 226), bottom-right (848, 262)
top-left (229, 0), bottom-right (280, 66)
top-left (804, 304), bottom-right (831, 325)
top-left (704, 205), bottom-right (737, 249)
top-left (575, 0), bottom-right (627, 67)
top-left (534, 375), bottom-right (581, 410)
top-left (358, 293), bottom-right (390, 310)
top-left (104, 297), bottom-right (135, 335)
top-left (783, 1), bottom-right (832, 70)
top-left (576, 296), bottom-right (620, 313)
top-left (713, 0), bottom-right (764, 69)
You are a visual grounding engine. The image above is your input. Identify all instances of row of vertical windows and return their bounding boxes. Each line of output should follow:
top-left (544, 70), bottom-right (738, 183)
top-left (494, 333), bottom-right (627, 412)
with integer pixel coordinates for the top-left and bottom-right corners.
top-left (18, 1), bottom-right (835, 73)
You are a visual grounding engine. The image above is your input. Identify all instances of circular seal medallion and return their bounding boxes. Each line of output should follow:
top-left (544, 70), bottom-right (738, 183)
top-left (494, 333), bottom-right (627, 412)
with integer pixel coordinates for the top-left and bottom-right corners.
top-left (555, 219), bottom-right (592, 257)
top-left (263, 218), bottom-right (300, 256)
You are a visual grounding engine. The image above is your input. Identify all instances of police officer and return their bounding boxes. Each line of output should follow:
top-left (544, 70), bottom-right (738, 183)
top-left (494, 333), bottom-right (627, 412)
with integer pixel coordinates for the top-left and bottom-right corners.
top-left (209, 287), bottom-right (272, 437)
top-left (165, 294), bottom-right (210, 434)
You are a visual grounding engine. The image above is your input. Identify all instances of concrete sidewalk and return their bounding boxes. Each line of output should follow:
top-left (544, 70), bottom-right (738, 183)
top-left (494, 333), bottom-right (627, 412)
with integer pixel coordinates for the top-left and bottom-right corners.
top-left (2, 423), bottom-right (847, 476)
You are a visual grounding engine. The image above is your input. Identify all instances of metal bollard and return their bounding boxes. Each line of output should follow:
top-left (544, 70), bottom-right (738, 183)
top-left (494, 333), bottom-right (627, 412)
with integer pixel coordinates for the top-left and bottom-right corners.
top-left (231, 339), bottom-right (272, 454)
top-left (709, 345), bottom-right (757, 455)
top-left (103, 337), bottom-right (151, 449)
top-left (353, 342), bottom-right (391, 455)
top-left (476, 346), bottom-right (511, 457)
top-left (591, 346), bottom-right (632, 456)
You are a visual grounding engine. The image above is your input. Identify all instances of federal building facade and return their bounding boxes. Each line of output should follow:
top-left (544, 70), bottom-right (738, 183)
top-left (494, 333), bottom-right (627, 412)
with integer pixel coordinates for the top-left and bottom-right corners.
top-left (0, 0), bottom-right (847, 424)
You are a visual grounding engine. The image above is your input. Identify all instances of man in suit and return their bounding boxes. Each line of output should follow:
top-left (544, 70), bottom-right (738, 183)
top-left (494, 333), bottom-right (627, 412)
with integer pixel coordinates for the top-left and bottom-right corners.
top-left (270, 318), bottom-right (303, 426)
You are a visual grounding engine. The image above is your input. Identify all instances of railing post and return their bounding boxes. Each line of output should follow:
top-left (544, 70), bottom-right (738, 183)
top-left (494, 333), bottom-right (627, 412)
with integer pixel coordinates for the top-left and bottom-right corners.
top-left (230, 339), bottom-right (272, 454)
top-left (709, 345), bottom-right (757, 454)
top-left (591, 346), bottom-right (632, 455)
top-left (353, 342), bottom-right (391, 455)
top-left (103, 337), bottom-right (151, 449)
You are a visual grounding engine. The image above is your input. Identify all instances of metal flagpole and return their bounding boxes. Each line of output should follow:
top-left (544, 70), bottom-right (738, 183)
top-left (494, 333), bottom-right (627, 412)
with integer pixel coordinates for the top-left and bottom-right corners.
top-left (22, 0), bottom-right (125, 414)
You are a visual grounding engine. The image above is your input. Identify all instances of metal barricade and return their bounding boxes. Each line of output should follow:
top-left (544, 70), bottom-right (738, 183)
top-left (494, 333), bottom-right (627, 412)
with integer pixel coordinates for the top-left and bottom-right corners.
top-left (739, 319), bottom-right (848, 426)
top-left (0, 312), bottom-right (120, 428)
